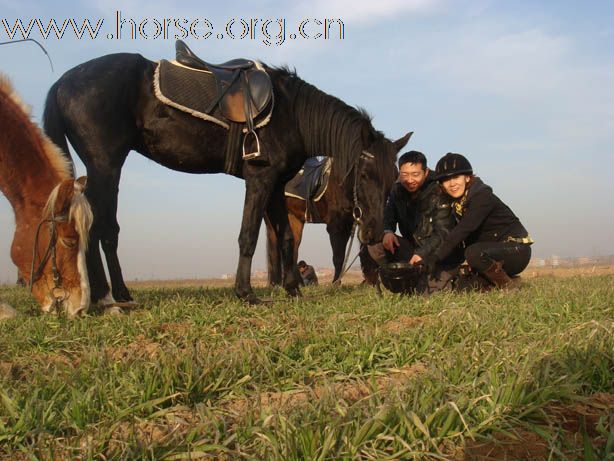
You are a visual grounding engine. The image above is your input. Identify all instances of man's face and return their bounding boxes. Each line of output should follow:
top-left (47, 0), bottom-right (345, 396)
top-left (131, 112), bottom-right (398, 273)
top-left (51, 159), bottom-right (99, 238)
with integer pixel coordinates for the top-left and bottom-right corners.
top-left (399, 162), bottom-right (428, 193)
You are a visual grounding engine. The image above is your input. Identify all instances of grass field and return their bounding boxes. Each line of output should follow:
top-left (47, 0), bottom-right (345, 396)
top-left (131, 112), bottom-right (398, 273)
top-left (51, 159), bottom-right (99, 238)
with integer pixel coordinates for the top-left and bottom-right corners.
top-left (0, 274), bottom-right (612, 460)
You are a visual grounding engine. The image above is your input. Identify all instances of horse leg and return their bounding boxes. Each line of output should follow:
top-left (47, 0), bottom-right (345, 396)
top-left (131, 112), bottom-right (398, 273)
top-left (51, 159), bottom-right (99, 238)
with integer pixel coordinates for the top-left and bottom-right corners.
top-left (100, 220), bottom-right (132, 303)
top-left (264, 213), bottom-right (283, 286)
top-left (328, 220), bottom-right (353, 283)
top-left (83, 177), bottom-right (113, 304)
top-left (289, 213), bottom-right (304, 286)
top-left (235, 176), bottom-right (278, 303)
top-left (97, 172), bottom-right (132, 302)
top-left (289, 215), bottom-right (304, 263)
top-left (359, 244), bottom-right (379, 285)
top-left (267, 185), bottom-right (301, 296)
top-left (86, 235), bottom-right (110, 303)
top-left (85, 168), bottom-right (132, 303)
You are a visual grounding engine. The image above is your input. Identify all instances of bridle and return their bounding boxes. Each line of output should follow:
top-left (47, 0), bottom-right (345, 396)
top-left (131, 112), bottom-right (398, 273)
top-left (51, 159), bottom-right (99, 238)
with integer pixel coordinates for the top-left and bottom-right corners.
top-left (29, 209), bottom-right (69, 312)
top-left (338, 150), bottom-right (374, 280)
top-left (351, 150), bottom-right (375, 233)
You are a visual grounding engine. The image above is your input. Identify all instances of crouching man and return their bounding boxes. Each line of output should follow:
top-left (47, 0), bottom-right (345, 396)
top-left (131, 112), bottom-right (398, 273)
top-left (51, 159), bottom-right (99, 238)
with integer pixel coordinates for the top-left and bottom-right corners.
top-left (298, 260), bottom-right (319, 286)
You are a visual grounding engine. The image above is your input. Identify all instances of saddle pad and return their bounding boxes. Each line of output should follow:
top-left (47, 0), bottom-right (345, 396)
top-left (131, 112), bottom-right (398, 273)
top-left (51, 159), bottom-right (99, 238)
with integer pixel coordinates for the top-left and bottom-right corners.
top-left (285, 157), bottom-right (332, 202)
top-left (153, 60), bottom-right (230, 129)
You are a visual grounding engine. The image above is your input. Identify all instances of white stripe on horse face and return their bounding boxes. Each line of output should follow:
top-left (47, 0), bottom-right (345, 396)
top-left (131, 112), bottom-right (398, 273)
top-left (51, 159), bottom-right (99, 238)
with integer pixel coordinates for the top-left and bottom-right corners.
top-left (76, 243), bottom-right (90, 314)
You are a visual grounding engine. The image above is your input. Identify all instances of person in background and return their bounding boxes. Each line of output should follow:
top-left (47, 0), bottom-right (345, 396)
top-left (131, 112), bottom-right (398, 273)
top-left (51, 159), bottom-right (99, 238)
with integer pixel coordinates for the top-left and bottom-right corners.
top-left (298, 260), bottom-right (318, 286)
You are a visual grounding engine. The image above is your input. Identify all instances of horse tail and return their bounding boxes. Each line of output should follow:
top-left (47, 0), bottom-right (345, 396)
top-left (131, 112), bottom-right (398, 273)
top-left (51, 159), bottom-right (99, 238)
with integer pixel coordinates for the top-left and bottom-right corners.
top-left (43, 81), bottom-right (75, 176)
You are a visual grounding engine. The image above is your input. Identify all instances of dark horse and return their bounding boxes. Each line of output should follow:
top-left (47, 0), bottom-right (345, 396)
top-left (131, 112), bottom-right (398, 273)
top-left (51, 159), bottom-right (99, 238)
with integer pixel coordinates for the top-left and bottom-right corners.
top-left (43, 48), bottom-right (410, 304)
top-left (265, 152), bottom-right (411, 286)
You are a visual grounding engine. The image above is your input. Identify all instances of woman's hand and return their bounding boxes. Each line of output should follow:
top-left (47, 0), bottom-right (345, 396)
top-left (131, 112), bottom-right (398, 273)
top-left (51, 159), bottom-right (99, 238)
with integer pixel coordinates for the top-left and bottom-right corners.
top-left (409, 254), bottom-right (423, 265)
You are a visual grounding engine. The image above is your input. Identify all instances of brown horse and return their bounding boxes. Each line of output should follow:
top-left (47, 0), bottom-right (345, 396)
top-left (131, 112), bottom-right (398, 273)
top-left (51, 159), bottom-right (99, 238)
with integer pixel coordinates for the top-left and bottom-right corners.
top-left (266, 157), bottom-right (387, 286)
top-left (0, 75), bottom-right (93, 316)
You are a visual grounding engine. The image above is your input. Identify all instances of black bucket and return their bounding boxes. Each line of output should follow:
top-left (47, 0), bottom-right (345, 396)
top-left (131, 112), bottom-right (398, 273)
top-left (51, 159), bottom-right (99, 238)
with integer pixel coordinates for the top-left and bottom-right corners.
top-left (378, 262), bottom-right (426, 294)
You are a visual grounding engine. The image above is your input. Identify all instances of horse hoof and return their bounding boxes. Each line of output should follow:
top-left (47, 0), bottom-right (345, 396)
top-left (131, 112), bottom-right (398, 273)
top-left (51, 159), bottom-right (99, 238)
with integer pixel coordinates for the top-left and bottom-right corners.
top-left (113, 295), bottom-right (134, 304)
top-left (244, 294), bottom-right (262, 305)
top-left (112, 301), bottom-right (139, 309)
top-left (286, 287), bottom-right (302, 298)
top-left (104, 306), bottom-right (124, 316)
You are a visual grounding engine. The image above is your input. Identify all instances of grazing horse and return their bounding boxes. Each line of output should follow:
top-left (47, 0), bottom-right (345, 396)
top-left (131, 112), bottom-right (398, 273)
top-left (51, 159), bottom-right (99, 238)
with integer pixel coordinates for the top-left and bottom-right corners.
top-left (43, 45), bottom-right (410, 304)
top-left (265, 152), bottom-right (413, 286)
top-left (0, 75), bottom-right (93, 316)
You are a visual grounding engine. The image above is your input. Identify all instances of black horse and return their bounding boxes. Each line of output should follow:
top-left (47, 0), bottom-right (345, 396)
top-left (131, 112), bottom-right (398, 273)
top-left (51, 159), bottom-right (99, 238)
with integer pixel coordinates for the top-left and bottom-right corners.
top-left (43, 46), bottom-right (410, 304)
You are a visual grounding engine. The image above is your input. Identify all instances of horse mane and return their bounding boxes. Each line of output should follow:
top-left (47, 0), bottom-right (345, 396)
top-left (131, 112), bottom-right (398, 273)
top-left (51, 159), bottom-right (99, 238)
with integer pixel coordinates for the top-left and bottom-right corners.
top-left (43, 182), bottom-right (93, 252)
top-left (0, 74), bottom-right (72, 181)
top-left (0, 73), bottom-right (94, 250)
top-left (271, 66), bottom-right (387, 181)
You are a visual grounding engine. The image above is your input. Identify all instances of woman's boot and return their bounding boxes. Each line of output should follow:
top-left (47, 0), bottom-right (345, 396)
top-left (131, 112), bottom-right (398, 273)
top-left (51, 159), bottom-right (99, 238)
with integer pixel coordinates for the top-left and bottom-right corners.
top-left (481, 261), bottom-right (513, 288)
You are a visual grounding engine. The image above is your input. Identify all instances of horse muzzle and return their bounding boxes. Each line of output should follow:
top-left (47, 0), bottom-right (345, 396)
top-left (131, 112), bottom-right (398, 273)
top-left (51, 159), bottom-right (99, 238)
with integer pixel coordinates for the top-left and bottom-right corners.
top-left (40, 290), bottom-right (88, 318)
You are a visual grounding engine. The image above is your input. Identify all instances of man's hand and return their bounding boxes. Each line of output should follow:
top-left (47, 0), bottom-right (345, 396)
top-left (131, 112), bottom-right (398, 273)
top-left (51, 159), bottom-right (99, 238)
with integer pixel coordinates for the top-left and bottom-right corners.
top-left (409, 254), bottom-right (423, 265)
top-left (382, 233), bottom-right (400, 254)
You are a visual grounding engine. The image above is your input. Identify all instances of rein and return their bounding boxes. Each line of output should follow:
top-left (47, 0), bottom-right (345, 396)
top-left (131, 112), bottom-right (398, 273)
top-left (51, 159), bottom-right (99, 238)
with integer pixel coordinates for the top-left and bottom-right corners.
top-left (29, 209), bottom-right (69, 312)
top-left (337, 150), bottom-right (374, 281)
top-left (0, 38), bottom-right (54, 72)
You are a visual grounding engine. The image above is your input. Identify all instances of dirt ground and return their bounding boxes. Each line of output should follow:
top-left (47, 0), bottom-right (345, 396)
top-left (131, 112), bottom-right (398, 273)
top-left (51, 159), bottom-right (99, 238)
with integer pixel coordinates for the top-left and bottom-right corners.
top-left (458, 393), bottom-right (614, 461)
top-left (126, 270), bottom-right (367, 289)
top-left (125, 265), bottom-right (614, 289)
top-left (523, 264), bottom-right (614, 278)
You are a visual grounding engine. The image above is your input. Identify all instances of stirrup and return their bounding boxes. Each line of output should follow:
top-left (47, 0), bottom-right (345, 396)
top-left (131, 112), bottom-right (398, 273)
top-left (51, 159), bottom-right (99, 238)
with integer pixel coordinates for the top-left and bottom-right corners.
top-left (242, 130), bottom-right (262, 160)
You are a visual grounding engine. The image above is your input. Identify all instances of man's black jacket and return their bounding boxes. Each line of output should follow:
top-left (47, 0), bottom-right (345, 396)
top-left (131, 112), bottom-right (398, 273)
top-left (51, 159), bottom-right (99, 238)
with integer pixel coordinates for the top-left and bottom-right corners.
top-left (383, 172), bottom-right (456, 258)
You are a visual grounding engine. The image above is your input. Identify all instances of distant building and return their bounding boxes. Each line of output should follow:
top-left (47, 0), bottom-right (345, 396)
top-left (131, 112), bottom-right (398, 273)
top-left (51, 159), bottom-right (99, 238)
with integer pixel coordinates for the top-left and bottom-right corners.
top-left (252, 270), bottom-right (268, 279)
top-left (316, 268), bottom-right (333, 277)
top-left (529, 258), bottom-right (546, 267)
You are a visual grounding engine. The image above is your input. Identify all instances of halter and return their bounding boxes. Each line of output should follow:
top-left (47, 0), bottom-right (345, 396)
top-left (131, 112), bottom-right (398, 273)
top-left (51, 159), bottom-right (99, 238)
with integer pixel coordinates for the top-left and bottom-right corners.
top-left (29, 209), bottom-right (69, 313)
top-left (338, 150), bottom-right (374, 280)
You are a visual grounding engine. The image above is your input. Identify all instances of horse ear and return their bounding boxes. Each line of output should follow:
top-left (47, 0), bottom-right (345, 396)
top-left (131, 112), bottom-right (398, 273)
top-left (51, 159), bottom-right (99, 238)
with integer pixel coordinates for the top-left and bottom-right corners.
top-left (75, 176), bottom-right (87, 193)
top-left (393, 132), bottom-right (413, 152)
top-left (52, 179), bottom-right (76, 214)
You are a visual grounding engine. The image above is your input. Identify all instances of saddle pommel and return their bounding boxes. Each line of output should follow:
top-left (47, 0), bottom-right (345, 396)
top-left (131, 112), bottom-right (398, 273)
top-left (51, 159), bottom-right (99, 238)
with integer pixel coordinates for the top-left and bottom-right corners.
top-left (175, 40), bottom-right (254, 72)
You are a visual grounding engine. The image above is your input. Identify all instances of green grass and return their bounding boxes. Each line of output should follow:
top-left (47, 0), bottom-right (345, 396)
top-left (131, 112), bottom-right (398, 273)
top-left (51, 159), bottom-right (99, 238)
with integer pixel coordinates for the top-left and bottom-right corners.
top-left (0, 275), bottom-right (612, 460)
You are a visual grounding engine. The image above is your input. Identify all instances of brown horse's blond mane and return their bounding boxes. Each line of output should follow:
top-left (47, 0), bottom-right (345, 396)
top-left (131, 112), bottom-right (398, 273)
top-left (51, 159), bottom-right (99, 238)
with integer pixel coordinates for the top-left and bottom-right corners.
top-left (0, 74), bottom-right (72, 181)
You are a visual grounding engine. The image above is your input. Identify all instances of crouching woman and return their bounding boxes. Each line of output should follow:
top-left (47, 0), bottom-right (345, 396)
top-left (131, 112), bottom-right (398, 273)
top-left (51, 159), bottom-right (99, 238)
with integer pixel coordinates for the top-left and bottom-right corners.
top-left (431, 153), bottom-right (533, 288)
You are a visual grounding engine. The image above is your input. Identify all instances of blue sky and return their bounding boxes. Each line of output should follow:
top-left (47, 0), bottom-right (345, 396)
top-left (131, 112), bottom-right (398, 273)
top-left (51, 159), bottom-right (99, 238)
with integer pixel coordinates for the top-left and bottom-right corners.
top-left (1, 0), bottom-right (613, 282)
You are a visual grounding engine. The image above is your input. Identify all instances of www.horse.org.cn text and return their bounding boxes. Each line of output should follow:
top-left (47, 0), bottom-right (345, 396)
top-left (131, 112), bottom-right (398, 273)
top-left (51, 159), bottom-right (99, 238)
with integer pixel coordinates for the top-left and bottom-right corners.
top-left (1, 11), bottom-right (345, 47)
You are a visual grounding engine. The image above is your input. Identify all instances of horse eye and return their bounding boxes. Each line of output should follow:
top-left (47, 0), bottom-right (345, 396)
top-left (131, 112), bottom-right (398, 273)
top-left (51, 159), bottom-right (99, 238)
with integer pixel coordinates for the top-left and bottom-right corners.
top-left (61, 237), bottom-right (78, 249)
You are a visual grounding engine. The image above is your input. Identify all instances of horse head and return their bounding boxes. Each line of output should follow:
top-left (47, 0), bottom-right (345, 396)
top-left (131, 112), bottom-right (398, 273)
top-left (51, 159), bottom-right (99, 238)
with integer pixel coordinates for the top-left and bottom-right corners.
top-left (354, 131), bottom-right (412, 244)
top-left (12, 176), bottom-right (93, 317)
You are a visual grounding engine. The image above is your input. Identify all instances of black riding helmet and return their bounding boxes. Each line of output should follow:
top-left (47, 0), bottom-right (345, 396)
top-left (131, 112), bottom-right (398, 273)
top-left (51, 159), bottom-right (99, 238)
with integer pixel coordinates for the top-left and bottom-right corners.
top-left (435, 153), bottom-right (473, 181)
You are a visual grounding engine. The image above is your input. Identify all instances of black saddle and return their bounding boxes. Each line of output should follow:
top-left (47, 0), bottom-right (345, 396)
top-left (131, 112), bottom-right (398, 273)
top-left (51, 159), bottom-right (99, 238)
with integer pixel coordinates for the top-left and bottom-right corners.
top-left (285, 157), bottom-right (332, 223)
top-left (175, 40), bottom-right (272, 125)
top-left (176, 41), bottom-right (254, 72)
top-left (285, 158), bottom-right (331, 201)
